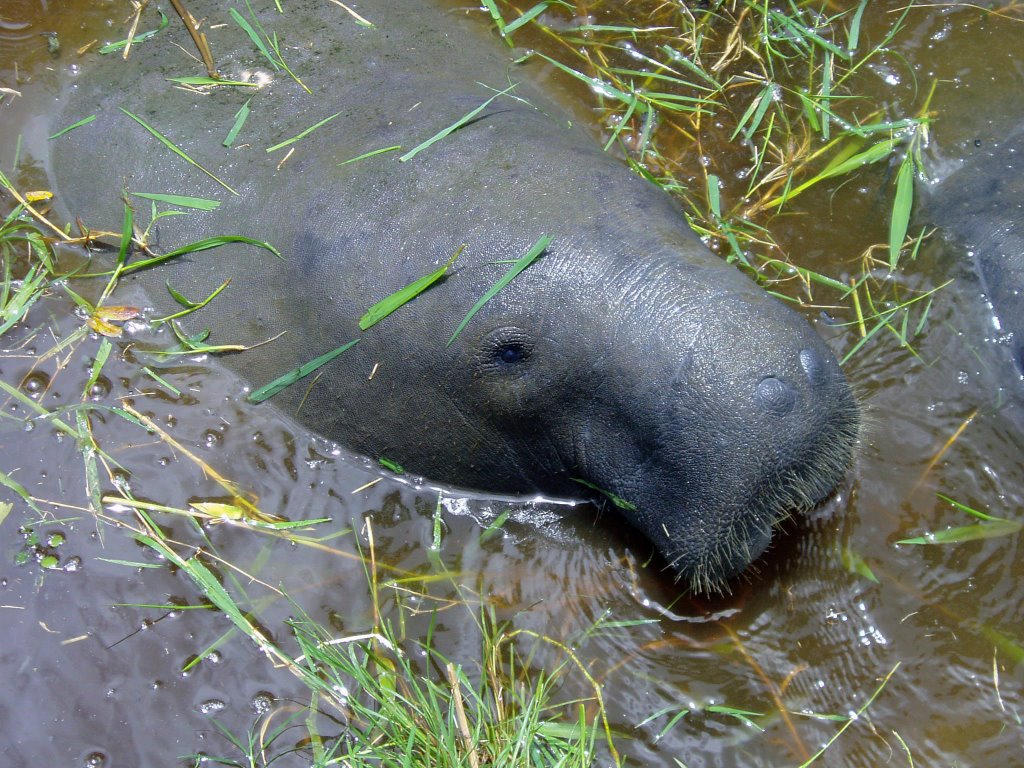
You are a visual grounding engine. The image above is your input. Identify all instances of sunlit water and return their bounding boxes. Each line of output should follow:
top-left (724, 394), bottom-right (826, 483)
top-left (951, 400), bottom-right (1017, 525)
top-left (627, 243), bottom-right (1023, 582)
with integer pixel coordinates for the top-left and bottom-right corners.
top-left (1, 2), bottom-right (1022, 766)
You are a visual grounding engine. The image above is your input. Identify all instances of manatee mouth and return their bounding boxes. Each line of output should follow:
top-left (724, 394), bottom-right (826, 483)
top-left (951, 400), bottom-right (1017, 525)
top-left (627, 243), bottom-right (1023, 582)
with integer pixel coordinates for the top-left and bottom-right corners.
top-left (663, 395), bottom-right (861, 596)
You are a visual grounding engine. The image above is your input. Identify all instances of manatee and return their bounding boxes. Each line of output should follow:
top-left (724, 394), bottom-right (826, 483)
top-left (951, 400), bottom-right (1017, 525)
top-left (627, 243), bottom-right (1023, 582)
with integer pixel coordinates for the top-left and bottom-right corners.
top-left (50, 0), bottom-right (859, 592)
top-left (927, 129), bottom-right (1024, 381)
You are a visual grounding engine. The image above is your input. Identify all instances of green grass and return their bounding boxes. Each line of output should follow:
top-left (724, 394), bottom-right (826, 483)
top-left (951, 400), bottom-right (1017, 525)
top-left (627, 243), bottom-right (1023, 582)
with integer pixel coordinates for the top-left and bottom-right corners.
top-left (490, 0), bottom-right (938, 352)
top-left (115, 500), bottom-right (617, 767)
top-left (120, 108), bottom-right (240, 195)
top-left (897, 494), bottom-right (1024, 545)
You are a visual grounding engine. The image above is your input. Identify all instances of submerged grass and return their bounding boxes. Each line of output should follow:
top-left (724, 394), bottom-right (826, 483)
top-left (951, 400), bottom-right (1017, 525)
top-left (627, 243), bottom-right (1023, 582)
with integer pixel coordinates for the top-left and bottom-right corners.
top-left (102, 484), bottom-right (616, 766)
top-left (4, 2), bottom-right (1018, 765)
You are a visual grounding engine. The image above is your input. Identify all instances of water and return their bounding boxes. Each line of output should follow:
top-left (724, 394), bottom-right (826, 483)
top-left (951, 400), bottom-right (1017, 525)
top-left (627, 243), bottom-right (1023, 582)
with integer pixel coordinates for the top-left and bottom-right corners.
top-left (1, 1), bottom-right (1022, 765)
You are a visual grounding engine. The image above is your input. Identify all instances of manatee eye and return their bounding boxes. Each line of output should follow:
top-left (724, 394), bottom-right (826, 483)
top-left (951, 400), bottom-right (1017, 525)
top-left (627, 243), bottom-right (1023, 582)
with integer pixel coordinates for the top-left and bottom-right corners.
top-left (480, 326), bottom-right (533, 373)
top-left (495, 342), bottom-right (526, 365)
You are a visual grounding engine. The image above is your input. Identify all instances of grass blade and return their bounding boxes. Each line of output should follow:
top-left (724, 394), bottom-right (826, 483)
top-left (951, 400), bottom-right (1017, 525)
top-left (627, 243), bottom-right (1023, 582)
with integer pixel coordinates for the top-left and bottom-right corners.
top-left (766, 137), bottom-right (899, 208)
top-left (847, 0), bottom-right (869, 53)
top-left (481, 0), bottom-right (507, 35)
top-left (141, 366), bottom-right (182, 397)
top-left (706, 174), bottom-right (722, 218)
top-left (155, 279), bottom-right (231, 323)
top-left (504, 2), bottom-right (551, 35)
top-left (120, 109), bottom-right (239, 195)
top-left (83, 338), bottom-right (113, 400)
top-left (98, 9), bottom-right (168, 54)
top-left (130, 192), bottom-right (221, 211)
top-left (266, 112), bottom-right (342, 153)
top-left (0, 470), bottom-right (41, 513)
top-left (48, 115), bottom-right (97, 140)
top-left (936, 493), bottom-right (1004, 522)
top-left (248, 339), bottom-right (360, 403)
top-left (731, 84), bottom-right (775, 141)
top-left (798, 663), bottom-right (900, 767)
top-left (229, 7), bottom-right (278, 69)
top-left (400, 84), bottom-right (517, 162)
top-left (82, 235), bottom-right (281, 276)
top-left (339, 145), bottom-right (402, 165)
top-left (167, 76), bottom-right (259, 88)
top-left (447, 234), bottom-right (551, 346)
top-left (571, 478), bottom-right (636, 511)
top-left (898, 493), bottom-right (1022, 544)
top-left (897, 520), bottom-right (1023, 545)
top-left (888, 157), bottom-right (914, 270)
top-left (223, 98), bottom-right (253, 147)
top-left (359, 245), bottom-right (463, 330)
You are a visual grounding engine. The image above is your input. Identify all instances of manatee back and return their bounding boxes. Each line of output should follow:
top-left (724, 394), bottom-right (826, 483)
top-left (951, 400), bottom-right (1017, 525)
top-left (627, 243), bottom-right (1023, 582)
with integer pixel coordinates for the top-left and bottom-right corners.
top-left (48, 0), bottom-right (727, 487)
top-left (927, 130), bottom-right (1024, 379)
top-left (49, 0), bottom-right (583, 396)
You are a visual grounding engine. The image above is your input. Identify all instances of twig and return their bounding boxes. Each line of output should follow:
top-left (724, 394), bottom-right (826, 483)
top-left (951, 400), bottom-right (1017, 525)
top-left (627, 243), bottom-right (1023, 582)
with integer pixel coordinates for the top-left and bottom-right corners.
top-left (122, 0), bottom-right (148, 60)
top-left (167, 0), bottom-right (218, 77)
top-left (447, 662), bottom-right (480, 768)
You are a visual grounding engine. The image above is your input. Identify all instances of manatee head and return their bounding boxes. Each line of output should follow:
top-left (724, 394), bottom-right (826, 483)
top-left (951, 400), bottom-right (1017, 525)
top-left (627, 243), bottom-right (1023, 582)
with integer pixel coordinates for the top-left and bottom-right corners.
top-left (246, 103), bottom-right (862, 596)
top-left (423, 245), bottom-right (859, 595)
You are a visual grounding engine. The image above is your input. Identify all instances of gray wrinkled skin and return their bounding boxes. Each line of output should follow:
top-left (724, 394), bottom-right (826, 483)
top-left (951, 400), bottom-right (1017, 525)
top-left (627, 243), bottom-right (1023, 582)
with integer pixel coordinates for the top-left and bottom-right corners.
top-left (928, 129), bottom-right (1024, 382)
top-left (51, 0), bottom-right (859, 593)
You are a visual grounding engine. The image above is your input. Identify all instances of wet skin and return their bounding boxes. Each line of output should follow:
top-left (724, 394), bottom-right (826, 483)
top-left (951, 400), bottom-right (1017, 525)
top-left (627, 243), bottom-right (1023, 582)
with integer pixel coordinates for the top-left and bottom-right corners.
top-left (927, 128), bottom-right (1024, 383)
top-left (51, 0), bottom-right (859, 592)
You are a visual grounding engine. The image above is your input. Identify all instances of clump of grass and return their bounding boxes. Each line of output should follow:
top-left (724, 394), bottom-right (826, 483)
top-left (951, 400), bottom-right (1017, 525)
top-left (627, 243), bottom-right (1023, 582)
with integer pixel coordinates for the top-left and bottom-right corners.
top-left (0, 204), bottom-right (53, 338)
top-left (491, 0), bottom-right (938, 355)
top-left (121, 499), bottom-right (617, 767)
top-left (281, 604), bottom-right (610, 767)
top-left (79, 397), bottom-right (617, 765)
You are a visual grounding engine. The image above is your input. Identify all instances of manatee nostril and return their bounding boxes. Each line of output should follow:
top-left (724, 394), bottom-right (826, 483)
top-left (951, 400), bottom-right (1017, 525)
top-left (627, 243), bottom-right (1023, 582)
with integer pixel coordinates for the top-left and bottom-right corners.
top-left (799, 347), bottom-right (828, 387)
top-left (755, 376), bottom-right (796, 416)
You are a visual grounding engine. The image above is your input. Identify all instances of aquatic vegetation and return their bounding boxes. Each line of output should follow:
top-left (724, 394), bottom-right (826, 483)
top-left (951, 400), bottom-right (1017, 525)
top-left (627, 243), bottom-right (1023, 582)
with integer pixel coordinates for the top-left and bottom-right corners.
top-left (492, 0), bottom-right (938, 349)
top-left (2, 1), bottom-right (1022, 765)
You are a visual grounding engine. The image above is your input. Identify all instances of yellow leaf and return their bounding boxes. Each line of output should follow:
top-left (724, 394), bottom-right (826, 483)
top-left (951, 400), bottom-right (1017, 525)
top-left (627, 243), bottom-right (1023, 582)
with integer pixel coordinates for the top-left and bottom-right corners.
top-left (96, 305), bottom-right (140, 322)
top-left (88, 316), bottom-right (123, 337)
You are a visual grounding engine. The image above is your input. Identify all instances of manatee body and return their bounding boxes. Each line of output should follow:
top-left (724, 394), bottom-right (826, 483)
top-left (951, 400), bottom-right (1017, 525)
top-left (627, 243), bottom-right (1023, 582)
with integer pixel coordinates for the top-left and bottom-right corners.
top-left (52, 0), bottom-right (858, 592)
top-left (927, 130), bottom-right (1024, 380)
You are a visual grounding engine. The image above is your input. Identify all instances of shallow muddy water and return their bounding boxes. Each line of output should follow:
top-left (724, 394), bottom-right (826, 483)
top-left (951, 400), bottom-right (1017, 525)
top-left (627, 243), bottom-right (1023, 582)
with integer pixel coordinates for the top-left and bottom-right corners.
top-left (1, 1), bottom-right (1022, 767)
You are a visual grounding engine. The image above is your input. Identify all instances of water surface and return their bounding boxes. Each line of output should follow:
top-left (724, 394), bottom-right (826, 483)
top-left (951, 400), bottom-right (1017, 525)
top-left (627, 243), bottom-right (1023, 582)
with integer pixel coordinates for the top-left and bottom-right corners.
top-left (1, 1), bottom-right (1022, 766)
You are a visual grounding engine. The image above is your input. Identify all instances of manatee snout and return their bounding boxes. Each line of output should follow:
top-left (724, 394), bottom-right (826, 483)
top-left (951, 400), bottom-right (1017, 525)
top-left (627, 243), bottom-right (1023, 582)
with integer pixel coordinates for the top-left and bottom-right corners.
top-left (582, 283), bottom-right (859, 594)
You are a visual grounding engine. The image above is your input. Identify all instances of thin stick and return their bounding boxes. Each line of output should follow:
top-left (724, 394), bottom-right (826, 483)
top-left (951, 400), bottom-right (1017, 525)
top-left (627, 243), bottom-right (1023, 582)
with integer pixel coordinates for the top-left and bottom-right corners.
top-left (122, 1), bottom-right (147, 60)
top-left (447, 662), bottom-right (480, 768)
top-left (167, 0), bottom-right (218, 77)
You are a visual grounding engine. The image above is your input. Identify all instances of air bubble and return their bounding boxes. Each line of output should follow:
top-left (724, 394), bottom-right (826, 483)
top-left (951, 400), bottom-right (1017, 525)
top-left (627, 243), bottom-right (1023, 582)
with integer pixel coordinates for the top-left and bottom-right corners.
top-left (21, 371), bottom-right (50, 396)
top-left (88, 377), bottom-right (112, 400)
top-left (251, 691), bottom-right (275, 714)
top-left (199, 699), bottom-right (227, 715)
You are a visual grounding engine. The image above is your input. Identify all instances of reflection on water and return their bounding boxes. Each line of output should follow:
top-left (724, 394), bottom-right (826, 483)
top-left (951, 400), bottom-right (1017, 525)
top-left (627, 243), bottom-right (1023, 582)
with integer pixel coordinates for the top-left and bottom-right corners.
top-left (1, 1), bottom-right (1022, 766)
